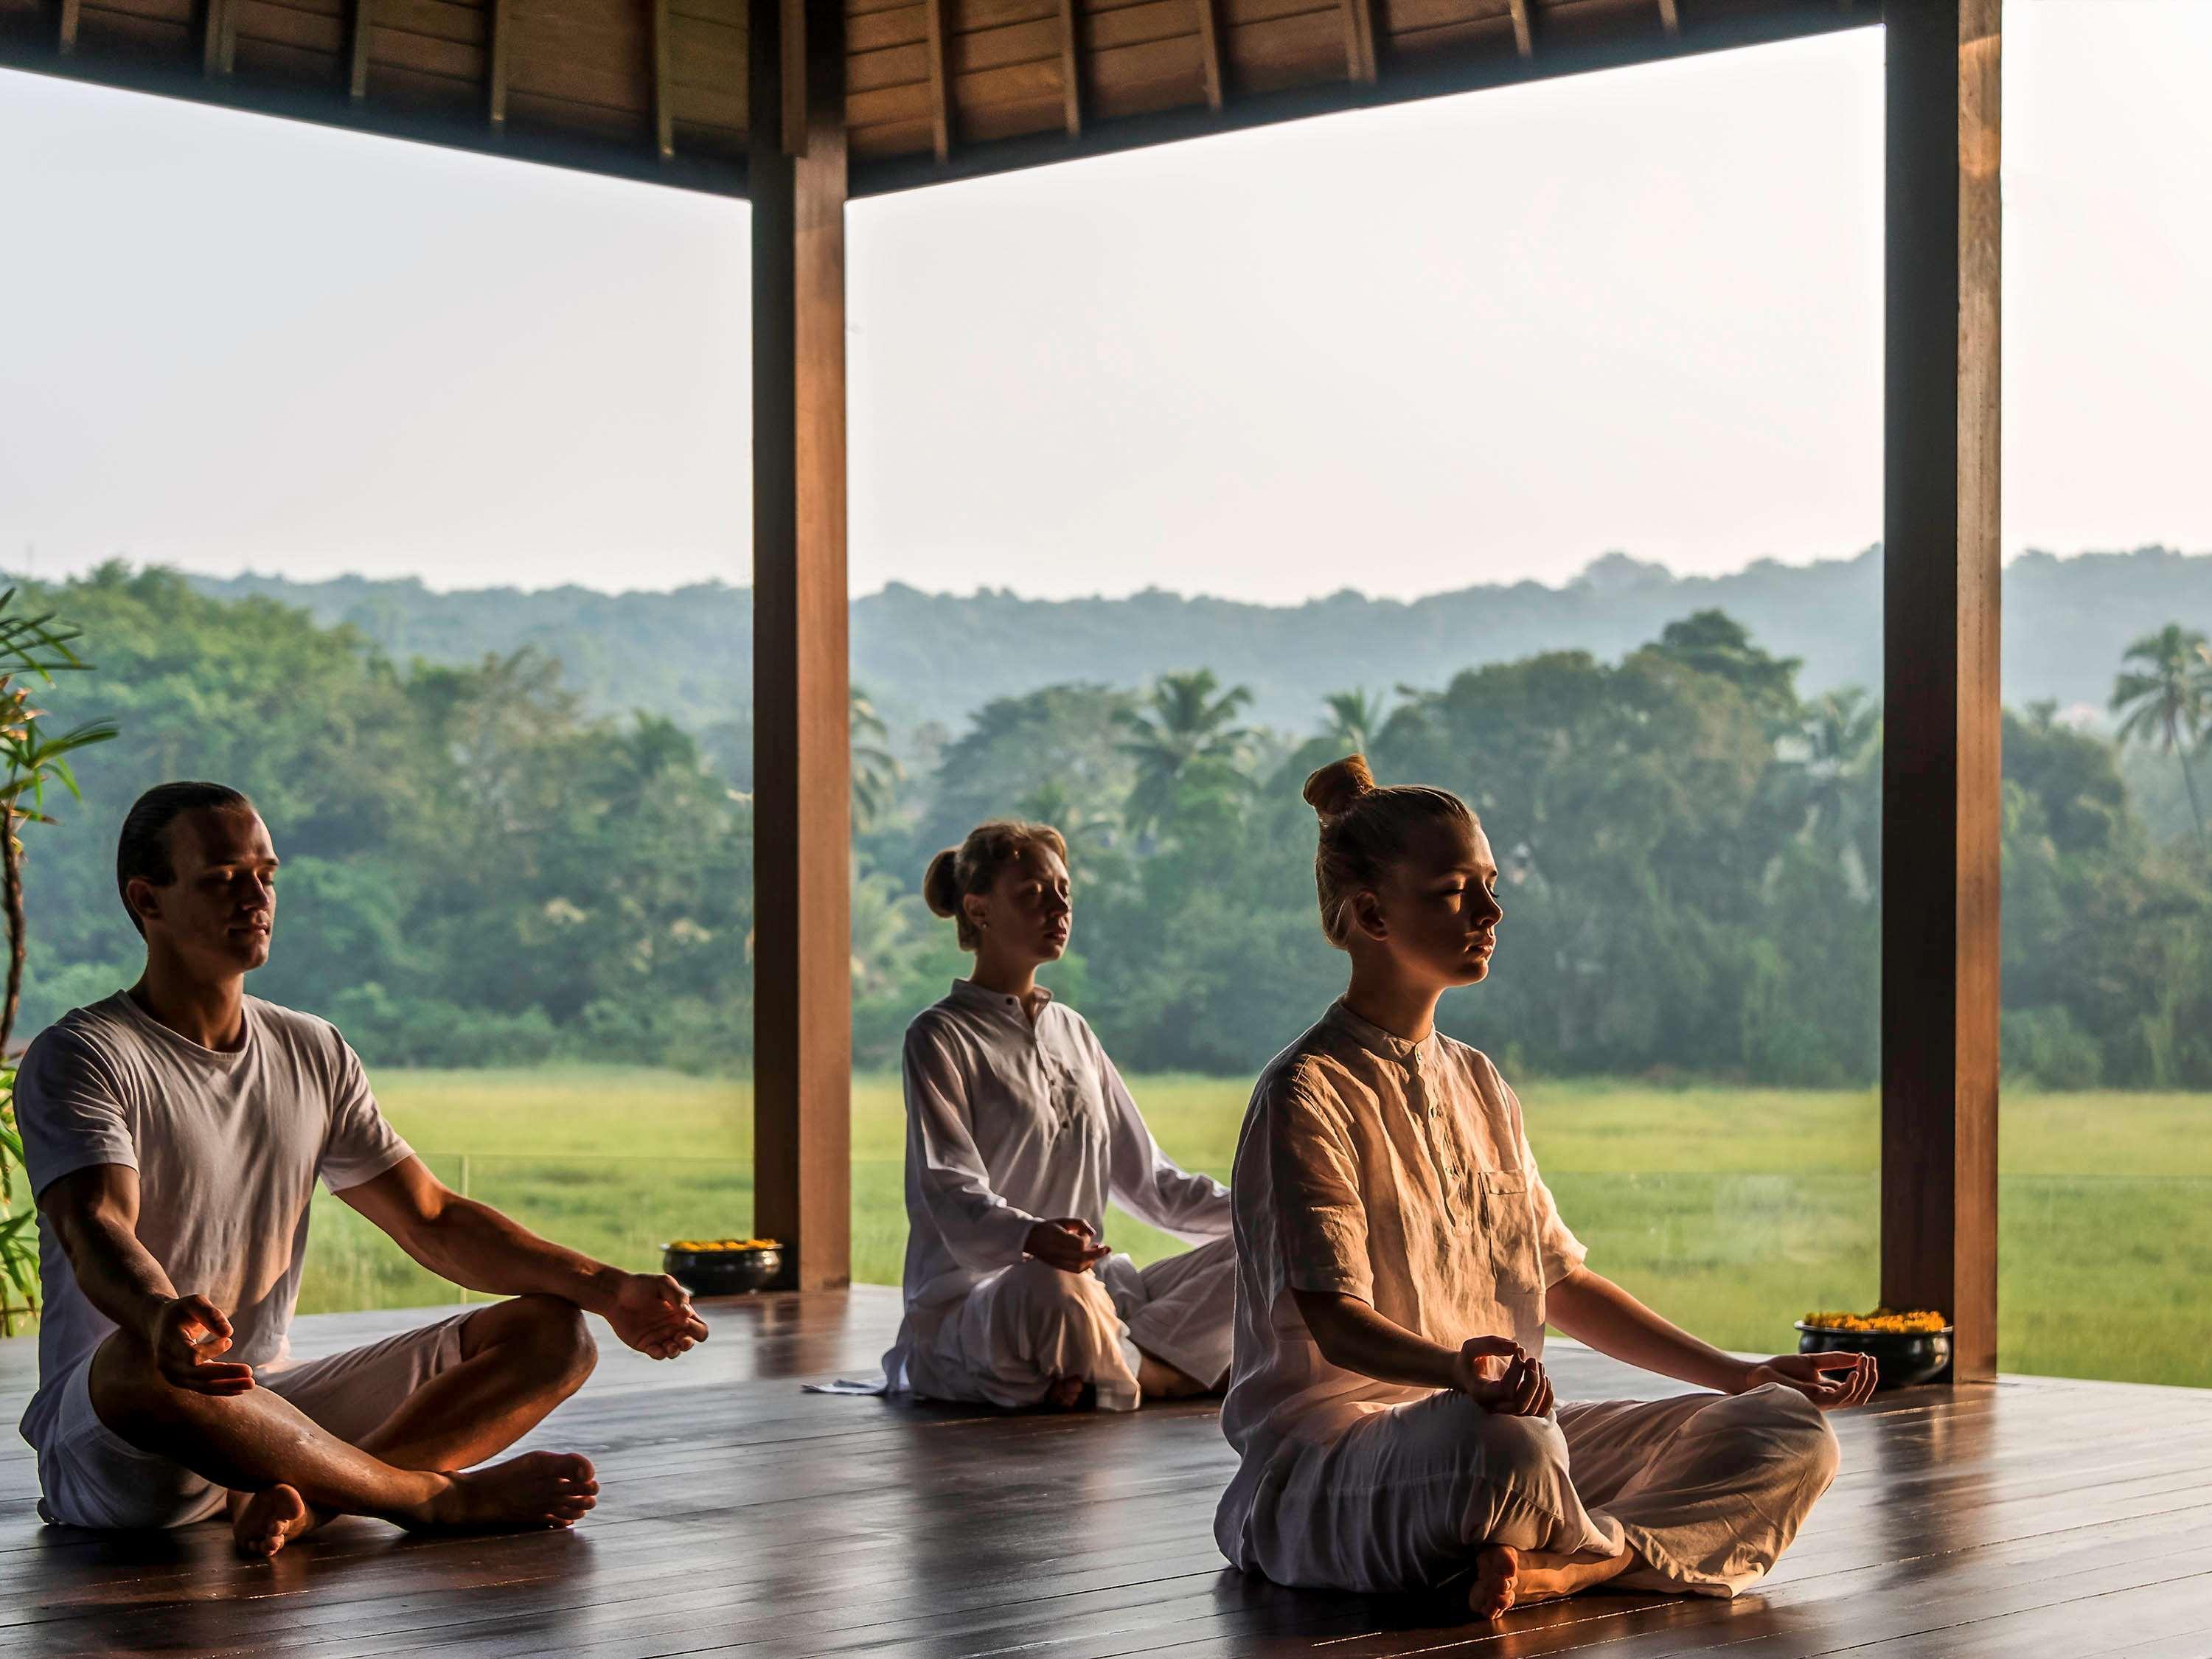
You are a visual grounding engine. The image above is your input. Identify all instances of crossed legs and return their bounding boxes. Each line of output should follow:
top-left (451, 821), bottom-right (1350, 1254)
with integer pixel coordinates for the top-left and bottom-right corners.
top-left (88, 1294), bottom-right (600, 1558)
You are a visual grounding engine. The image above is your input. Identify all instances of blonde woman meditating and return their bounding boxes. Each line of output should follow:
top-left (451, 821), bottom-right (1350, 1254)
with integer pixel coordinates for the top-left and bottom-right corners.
top-left (1215, 757), bottom-right (1874, 1621)
top-left (884, 819), bottom-right (1235, 1412)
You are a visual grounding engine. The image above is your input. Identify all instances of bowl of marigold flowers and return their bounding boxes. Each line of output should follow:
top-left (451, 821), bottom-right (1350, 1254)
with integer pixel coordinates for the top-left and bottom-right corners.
top-left (663, 1237), bottom-right (785, 1296)
top-left (1796, 1308), bottom-right (1952, 1389)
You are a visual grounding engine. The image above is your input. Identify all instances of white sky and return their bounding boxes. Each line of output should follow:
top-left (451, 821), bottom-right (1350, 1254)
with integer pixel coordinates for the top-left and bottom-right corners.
top-left (0, 0), bottom-right (2205, 603)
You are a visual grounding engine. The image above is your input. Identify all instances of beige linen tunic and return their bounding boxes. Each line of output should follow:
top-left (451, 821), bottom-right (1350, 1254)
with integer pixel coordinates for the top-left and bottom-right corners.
top-left (885, 980), bottom-right (1236, 1411)
top-left (1215, 1002), bottom-right (1838, 1596)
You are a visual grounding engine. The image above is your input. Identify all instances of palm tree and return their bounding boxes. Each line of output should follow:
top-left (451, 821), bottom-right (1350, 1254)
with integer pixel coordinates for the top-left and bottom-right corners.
top-left (1796, 687), bottom-right (1882, 889)
top-left (850, 685), bottom-right (902, 835)
top-left (1318, 689), bottom-right (1388, 757)
top-left (2111, 624), bottom-right (2212, 838)
top-left (1116, 669), bottom-right (1254, 838)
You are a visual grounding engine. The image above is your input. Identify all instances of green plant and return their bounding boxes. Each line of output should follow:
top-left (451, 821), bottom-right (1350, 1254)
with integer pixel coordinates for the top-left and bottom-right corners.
top-left (0, 592), bottom-right (119, 1332)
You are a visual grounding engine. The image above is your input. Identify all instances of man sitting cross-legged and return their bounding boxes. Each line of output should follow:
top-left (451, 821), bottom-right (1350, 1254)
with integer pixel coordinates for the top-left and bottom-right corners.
top-left (16, 782), bottom-right (712, 1559)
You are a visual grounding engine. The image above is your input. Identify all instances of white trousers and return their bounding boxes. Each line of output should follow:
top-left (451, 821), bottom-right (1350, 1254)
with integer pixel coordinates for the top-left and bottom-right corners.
top-left (899, 1236), bottom-right (1236, 1413)
top-left (1230, 1382), bottom-right (1840, 1596)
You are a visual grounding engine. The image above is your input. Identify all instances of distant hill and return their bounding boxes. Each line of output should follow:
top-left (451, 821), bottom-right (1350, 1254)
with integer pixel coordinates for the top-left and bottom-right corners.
top-left (175, 545), bottom-right (2212, 736)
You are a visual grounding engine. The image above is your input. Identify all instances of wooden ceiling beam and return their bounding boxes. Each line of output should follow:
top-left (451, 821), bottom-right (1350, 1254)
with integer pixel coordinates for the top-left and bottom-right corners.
top-left (201, 0), bottom-right (234, 75)
top-left (487, 0), bottom-right (511, 127)
top-left (1341, 0), bottom-right (1377, 83)
top-left (57, 0), bottom-right (80, 52)
top-left (348, 0), bottom-right (372, 99)
top-left (1056, 0), bottom-right (1082, 136)
top-left (923, 0), bottom-right (952, 161)
top-left (651, 0), bottom-right (675, 157)
top-left (1658, 0), bottom-right (1680, 37)
top-left (1194, 0), bottom-right (1224, 111)
top-left (1506, 0), bottom-right (1531, 58)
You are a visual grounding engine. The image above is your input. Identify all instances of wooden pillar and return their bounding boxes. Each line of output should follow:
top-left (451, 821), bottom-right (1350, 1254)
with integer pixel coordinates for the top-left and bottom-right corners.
top-left (1881, 0), bottom-right (2000, 1382)
top-left (751, 0), bottom-right (852, 1291)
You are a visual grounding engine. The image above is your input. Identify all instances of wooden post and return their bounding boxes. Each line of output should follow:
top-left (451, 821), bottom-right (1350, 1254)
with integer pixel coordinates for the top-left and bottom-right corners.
top-left (751, 0), bottom-right (852, 1293)
top-left (1881, 0), bottom-right (2000, 1383)
top-left (922, 0), bottom-right (951, 162)
top-left (1194, 0), bottom-right (1223, 111)
top-left (487, 0), bottom-right (512, 127)
top-left (1056, 0), bottom-right (1082, 136)
top-left (650, 0), bottom-right (675, 157)
top-left (349, 0), bottom-right (374, 98)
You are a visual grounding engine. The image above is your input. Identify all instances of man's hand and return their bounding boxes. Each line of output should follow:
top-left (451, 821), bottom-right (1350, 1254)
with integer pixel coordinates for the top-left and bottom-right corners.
top-left (1024, 1218), bottom-right (1110, 1275)
top-left (607, 1273), bottom-right (709, 1360)
top-left (1741, 1351), bottom-right (1878, 1410)
top-left (1452, 1335), bottom-right (1554, 1416)
top-left (147, 1295), bottom-right (256, 1395)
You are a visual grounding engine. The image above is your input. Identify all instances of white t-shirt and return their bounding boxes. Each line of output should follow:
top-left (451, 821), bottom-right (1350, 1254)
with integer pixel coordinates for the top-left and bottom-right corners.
top-left (13, 991), bottom-right (414, 1452)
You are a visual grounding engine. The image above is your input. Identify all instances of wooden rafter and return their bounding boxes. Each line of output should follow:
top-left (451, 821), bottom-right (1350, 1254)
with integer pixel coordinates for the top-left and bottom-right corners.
top-left (1340, 0), bottom-right (1376, 84)
top-left (1658, 0), bottom-right (1679, 37)
top-left (487, 0), bottom-right (511, 126)
top-left (1506, 0), bottom-right (1531, 58)
top-left (1193, 0), bottom-right (1224, 111)
top-left (347, 0), bottom-right (372, 99)
top-left (56, 0), bottom-right (80, 52)
top-left (922, 0), bottom-right (952, 161)
top-left (650, 0), bottom-right (675, 157)
top-left (201, 0), bottom-right (234, 75)
top-left (1056, 0), bottom-right (1081, 136)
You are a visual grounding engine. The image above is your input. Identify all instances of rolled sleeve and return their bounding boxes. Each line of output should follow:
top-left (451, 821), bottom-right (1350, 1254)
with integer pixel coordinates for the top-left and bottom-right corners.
top-left (1269, 1084), bottom-right (1373, 1305)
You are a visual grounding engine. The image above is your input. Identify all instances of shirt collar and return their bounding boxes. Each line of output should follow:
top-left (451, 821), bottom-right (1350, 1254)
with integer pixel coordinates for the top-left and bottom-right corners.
top-left (947, 978), bottom-right (1054, 1019)
top-left (1323, 998), bottom-right (1439, 1074)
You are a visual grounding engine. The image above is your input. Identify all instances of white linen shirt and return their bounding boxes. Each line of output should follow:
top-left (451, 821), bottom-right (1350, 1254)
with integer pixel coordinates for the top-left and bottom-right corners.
top-left (884, 979), bottom-right (1231, 1386)
top-left (1216, 1001), bottom-right (1586, 1543)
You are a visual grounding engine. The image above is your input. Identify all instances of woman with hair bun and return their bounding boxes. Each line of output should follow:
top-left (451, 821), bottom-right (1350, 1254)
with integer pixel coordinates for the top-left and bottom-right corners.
top-left (1214, 757), bottom-right (1872, 1621)
top-left (883, 819), bottom-right (1235, 1412)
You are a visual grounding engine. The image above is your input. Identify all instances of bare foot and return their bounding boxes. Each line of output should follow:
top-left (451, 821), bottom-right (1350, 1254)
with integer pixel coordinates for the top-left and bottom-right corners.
top-left (231, 1484), bottom-right (314, 1560)
top-left (1042, 1374), bottom-right (1088, 1411)
top-left (421, 1450), bottom-right (599, 1532)
top-left (1468, 1544), bottom-right (1520, 1621)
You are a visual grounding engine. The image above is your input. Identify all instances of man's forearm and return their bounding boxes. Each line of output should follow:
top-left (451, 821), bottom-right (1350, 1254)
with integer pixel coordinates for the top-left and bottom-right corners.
top-left (58, 1214), bottom-right (180, 1341)
top-left (408, 1198), bottom-right (623, 1313)
top-left (1545, 1269), bottom-right (1751, 1393)
top-left (1295, 1291), bottom-right (1461, 1391)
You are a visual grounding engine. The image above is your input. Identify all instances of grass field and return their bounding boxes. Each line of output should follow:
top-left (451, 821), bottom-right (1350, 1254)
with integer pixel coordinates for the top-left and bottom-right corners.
top-left (278, 1067), bottom-right (2212, 1391)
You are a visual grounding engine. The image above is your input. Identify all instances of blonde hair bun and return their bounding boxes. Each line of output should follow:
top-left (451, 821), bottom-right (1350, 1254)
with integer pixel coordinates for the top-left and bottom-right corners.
top-left (922, 847), bottom-right (964, 919)
top-left (1302, 754), bottom-right (1377, 822)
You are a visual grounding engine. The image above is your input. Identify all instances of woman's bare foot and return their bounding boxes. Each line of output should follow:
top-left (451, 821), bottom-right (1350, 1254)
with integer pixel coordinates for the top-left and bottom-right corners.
top-left (1042, 1374), bottom-right (1088, 1411)
top-left (231, 1484), bottom-right (315, 1559)
top-left (420, 1450), bottom-right (599, 1531)
top-left (1135, 1351), bottom-right (1212, 1402)
top-left (1468, 1544), bottom-right (1520, 1619)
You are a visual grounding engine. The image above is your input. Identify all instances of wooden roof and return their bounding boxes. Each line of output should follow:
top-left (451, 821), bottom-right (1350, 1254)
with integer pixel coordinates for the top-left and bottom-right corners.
top-left (1, 0), bottom-right (1874, 196)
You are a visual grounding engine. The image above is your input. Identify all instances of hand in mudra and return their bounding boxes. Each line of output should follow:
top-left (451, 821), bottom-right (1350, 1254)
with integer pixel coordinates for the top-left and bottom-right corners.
top-left (148, 1294), bottom-right (257, 1396)
top-left (1453, 1335), bottom-right (1555, 1417)
top-left (1025, 1217), bottom-right (1111, 1275)
top-left (1743, 1350), bottom-right (1878, 1410)
top-left (608, 1273), bottom-right (709, 1360)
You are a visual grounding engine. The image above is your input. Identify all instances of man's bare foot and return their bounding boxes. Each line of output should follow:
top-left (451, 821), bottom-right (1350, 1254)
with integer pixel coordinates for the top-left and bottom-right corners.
top-left (231, 1484), bottom-right (315, 1560)
top-left (1042, 1374), bottom-right (1088, 1411)
top-left (1468, 1544), bottom-right (1520, 1619)
top-left (420, 1450), bottom-right (599, 1532)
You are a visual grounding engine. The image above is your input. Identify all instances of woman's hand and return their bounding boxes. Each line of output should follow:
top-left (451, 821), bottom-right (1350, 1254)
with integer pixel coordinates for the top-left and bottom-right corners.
top-left (1741, 1351), bottom-right (1878, 1410)
top-left (1025, 1217), bottom-right (1110, 1274)
top-left (1452, 1335), bottom-right (1554, 1416)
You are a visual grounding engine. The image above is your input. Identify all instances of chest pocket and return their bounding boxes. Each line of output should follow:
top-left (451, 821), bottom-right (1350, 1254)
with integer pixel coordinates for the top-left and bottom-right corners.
top-left (1477, 1169), bottom-right (1544, 1293)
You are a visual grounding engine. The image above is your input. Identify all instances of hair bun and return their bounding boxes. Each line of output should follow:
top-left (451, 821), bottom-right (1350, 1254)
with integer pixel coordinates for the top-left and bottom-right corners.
top-left (922, 847), bottom-right (964, 918)
top-left (1303, 754), bottom-right (1377, 821)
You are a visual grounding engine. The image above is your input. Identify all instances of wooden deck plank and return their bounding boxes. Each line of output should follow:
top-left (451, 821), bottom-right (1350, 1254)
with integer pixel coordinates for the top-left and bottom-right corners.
top-left (4, 1293), bottom-right (2210, 1657)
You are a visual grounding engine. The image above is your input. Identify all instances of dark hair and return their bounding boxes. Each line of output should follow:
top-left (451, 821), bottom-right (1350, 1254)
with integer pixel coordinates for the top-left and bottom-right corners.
top-left (1301, 755), bottom-right (1477, 948)
top-left (116, 782), bottom-right (256, 934)
top-left (923, 819), bottom-right (1069, 951)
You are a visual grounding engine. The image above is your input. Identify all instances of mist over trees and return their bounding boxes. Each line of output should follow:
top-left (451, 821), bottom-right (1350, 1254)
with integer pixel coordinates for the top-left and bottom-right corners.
top-left (10, 561), bottom-right (2211, 1091)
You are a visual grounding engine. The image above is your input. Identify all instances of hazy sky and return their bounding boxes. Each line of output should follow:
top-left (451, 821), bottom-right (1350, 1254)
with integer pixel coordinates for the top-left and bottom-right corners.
top-left (1, 1), bottom-right (2205, 603)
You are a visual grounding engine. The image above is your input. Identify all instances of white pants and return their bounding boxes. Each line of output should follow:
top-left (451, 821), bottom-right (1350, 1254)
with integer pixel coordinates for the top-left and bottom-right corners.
top-left (897, 1236), bottom-right (1236, 1412)
top-left (33, 1311), bottom-right (472, 1531)
top-left (1229, 1382), bottom-right (1840, 1596)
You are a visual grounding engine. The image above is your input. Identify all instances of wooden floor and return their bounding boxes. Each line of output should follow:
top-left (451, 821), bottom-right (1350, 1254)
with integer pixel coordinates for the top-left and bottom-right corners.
top-left (4, 1287), bottom-right (2211, 1658)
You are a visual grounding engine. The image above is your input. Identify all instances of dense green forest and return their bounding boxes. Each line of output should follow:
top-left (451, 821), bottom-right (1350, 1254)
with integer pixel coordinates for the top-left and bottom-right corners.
top-left (189, 545), bottom-right (2212, 737)
top-left (11, 562), bottom-right (2212, 1090)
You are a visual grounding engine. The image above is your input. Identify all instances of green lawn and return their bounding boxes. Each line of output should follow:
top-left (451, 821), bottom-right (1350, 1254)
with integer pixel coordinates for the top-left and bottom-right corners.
top-left (288, 1067), bottom-right (2212, 1388)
